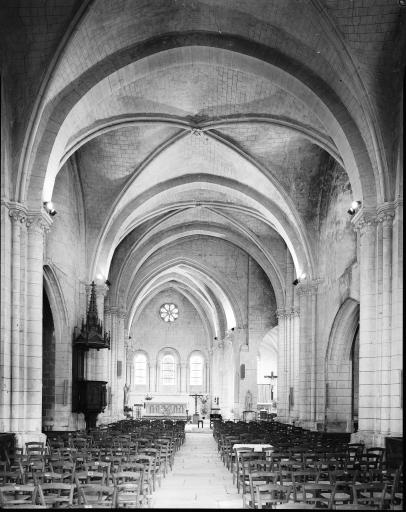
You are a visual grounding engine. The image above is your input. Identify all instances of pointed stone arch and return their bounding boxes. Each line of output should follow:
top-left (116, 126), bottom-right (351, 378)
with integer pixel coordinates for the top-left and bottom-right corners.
top-left (325, 298), bottom-right (360, 432)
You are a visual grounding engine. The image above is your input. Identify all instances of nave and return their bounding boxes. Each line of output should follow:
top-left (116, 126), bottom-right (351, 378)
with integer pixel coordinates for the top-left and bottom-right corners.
top-left (152, 427), bottom-right (241, 509)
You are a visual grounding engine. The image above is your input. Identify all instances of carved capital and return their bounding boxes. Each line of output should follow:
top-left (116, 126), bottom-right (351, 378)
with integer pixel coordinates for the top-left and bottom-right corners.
top-left (377, 202), bottom-right (395, 226)
top-left (26, 210), bottom-right (53, 234)
top-left (108, 306), bottom-right (120, 316)
top-left (351, 208), bottom-right (378, 233)
top-left (296, 278), bottom-right (322, 296)
top-left (276, 308), bottom-right (288, 319)
top-left (289, 307), bottom-right (300, 317)
top-left (118, 308), bottom-right (127, 320)
top-left (7, 202), bottom-right (28, 224)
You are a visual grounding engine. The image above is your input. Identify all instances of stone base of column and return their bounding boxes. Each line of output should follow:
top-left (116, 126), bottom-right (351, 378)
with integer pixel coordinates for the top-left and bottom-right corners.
top-left (350, 430), bottom-right (385, 448)
top-left (15, 432), bottom-right (47, 451)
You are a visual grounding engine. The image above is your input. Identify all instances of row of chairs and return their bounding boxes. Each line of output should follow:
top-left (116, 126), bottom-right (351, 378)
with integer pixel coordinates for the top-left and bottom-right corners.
top-left (1, 419), bottom-right (186, 508)
top-left (212, 420), bottom-right (403, 509)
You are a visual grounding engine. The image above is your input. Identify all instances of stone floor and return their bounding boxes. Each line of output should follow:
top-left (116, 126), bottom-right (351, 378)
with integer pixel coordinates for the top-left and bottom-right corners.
top-left (151, 427), bottom-right (243, 509)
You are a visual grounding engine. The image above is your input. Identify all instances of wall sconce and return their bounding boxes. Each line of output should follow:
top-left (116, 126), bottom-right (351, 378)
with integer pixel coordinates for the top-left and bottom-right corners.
top-left (348, 200), bottom-right (361, 215)
top-left (43, 201), bottom-right (57, 216)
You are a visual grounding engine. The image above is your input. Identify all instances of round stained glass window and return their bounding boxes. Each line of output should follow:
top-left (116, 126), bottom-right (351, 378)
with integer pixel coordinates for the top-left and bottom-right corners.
top-left (159, 303), bottom-right (179, 322)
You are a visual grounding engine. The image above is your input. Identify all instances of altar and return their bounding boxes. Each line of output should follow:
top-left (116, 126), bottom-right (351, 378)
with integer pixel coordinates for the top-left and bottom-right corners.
top-left (144, 402), bottom-right (187, 417)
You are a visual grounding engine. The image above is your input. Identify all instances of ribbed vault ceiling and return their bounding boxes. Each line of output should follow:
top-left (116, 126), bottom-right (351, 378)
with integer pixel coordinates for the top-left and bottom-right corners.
top-left (36, 0), bottom-right (370, 344)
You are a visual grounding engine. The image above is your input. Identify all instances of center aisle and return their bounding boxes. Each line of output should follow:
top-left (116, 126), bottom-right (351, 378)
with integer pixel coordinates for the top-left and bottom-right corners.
top-left (151, 428), bottom-right (243, 509)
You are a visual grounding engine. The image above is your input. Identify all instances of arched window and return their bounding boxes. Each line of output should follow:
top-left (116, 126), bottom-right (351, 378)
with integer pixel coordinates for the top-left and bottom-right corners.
top-left (161, 354), bottom-right (176, 386)
top-left (190, 353), bottom-right (203, 386)
top-left (134, 353), bottom-right (147, 385)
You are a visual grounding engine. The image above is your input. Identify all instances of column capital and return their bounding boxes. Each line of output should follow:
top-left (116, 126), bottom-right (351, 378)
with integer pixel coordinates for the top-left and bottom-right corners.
top-left (296, 278), bottom-right (323, 296)
top-left (125, 338), bottom-right (137, 358)
top-left (26, 209), bottom-right (53, 233)
top-left (376, 202), bottom-right (395, 225)
top-left (351, 207), bottom-right (377, 232)
top-left (6, 201), bottom-right (28, 224)
top-left (276, 307), bottom-right (288, 319)
top-left (107, 306), bottom-right (120, 316)
top-left (118, 308), bottom-right (127, 320)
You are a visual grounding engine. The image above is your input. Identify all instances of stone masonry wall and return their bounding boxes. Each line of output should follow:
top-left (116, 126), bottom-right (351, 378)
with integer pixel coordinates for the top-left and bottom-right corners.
top-left (315, 162), bottom-right (358, 431)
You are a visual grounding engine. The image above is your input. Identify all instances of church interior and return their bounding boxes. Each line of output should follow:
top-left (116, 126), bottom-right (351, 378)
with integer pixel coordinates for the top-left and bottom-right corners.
top-left (0, 0), bottom-right (404, 508)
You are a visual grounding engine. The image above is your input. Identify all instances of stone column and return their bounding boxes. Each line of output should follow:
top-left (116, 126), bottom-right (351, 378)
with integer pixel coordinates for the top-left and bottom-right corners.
top-left (108, 307), bottom-right (119, 419)
top-left (276, 308), bottom-right (288, 421)
top-left (377, 205), bottom-right (394, 436)
top-left (8, 206), bottom-right (27, 432)
top-left (222, 335), bottom-right (234, 419)
top-left (296, 279), bottom-right (320, 429)
top-left (389, 199), bottom-right (402, 437)
top-left (23, 210), bottom-right (52, 438)
top-left (211, 343), bottom-right (221, 405)
top-left (1, 201), bottom-right (12, 431)
top-left (115, 309), bottom-right (126, 419)
top-left (352, 210), bottom-right (378, 443)
top-left (180, 362), bottom-right (187, 393)
top-left (291, 305), bottom-right (300, 420)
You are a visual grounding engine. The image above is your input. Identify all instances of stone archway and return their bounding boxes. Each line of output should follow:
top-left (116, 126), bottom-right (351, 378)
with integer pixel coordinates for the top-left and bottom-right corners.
top-left (325, 298), bottom-right (360, 432)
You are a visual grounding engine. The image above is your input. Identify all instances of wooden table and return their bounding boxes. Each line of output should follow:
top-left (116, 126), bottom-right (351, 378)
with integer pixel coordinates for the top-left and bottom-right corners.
top-left (232, 443), bottom-right (274, 452)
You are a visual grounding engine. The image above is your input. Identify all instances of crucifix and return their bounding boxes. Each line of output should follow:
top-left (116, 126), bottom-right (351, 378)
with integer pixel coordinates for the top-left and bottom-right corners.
top-left (264, 371), bottom-right (278, 400)
top-left (189, 393), bottom-right (205, 415)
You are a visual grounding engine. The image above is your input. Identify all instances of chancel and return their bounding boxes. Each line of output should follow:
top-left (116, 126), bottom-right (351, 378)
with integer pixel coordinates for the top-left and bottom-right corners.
top-left (0, 0), bottom-right (404, 508)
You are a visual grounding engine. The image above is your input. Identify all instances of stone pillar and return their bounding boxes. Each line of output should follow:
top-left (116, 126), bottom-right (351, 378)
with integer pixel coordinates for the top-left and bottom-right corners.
top-left (1, 201), bottom-right (12, 431)
top-left (276, 308), bottom-right (288, 421)
top-left (9, 206), bottom-right (27, 432)
top-left (352, 210), bottom-right (378, 443)
top-left (291, 305), bottom-right (300, 420)
top-left (222, 335), bottom-right (234, 419)
top-left (296, 279), bottom-right (320, 429)
top-left (108, 307), bottom-right (119, 419)
top-left (377, 205), bottom-right (394, 436)
top-left (211, 343), bottom-right (221, 405)
top-left (389, 199), bottom-right (402, 437)
top-left (22, 210), bottom-right (52, 441)
top-left (180, 362), bottom-right (187, 393)
top-left (116, 310), bottom-right (126, 416)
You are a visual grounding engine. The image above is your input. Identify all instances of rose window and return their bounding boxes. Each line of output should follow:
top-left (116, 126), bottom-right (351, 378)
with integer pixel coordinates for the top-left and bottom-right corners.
top-left (159, 303), bottom-right (179, 322)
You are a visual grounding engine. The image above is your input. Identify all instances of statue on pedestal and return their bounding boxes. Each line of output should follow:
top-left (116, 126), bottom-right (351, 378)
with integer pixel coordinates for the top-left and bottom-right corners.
top-left (245, 390), bottom-right (252, 411)
top-left (123, 383), bottom-right (130, 407)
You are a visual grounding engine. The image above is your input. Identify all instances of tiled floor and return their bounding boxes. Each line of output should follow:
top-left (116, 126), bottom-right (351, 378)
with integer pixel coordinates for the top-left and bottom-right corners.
top-left (151, 428), bottom-right (243, 509)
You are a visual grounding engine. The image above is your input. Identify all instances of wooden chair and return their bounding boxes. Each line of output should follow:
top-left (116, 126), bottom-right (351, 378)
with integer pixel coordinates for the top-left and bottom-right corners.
top-left (113, 470), bottom-right (145, 508)
top-left (37, 482), bottom-right (75, 507)
top-left (0, 483), bottom-right (44, 508)
top-left (301, 482), bottom-right (336, 508)
top-left (244, 471), bottom-right (281, 508)
top-left (291, 470), bottom-right (320, 502)
top-left (352, 482), bottom-right (387, 509)
top-left (255, 482), bottom-right (293, 509)
top-left (236, 451), bottom-right (261, 493)
top-left (76, 483), bottom-right (116, 508)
